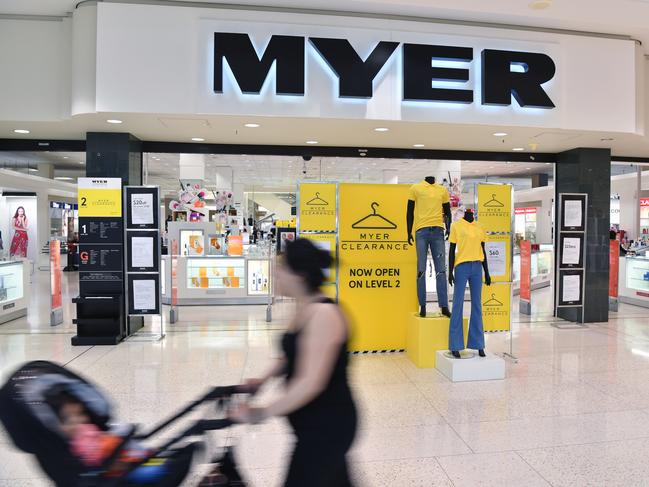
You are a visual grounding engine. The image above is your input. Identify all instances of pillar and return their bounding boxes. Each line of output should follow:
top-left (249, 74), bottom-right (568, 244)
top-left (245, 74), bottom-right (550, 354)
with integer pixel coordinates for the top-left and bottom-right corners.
top-left (86, 132), bottom-right (142, 184)
top-left (38, 163), bottom-right (54, 179)
top-left (554, 148), bottom-right (610, 323)
top-left (531, 173), bottom-right (549, 188)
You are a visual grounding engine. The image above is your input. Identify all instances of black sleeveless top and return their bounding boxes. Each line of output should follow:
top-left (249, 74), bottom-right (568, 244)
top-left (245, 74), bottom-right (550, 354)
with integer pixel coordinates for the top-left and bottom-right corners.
top-left (281, 298), bottom-right (357, 433)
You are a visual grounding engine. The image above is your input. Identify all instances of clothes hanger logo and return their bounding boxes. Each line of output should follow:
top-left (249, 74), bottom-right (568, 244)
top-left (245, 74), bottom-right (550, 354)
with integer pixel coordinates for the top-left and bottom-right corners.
top-left (483, 193), bottom-right (505, 208)
top-left (483, 293), bottom-right (504, 307)
top-left (352, 202), bottom-right (397, 230)
top-left (306, 192), bottom-right (329, 206)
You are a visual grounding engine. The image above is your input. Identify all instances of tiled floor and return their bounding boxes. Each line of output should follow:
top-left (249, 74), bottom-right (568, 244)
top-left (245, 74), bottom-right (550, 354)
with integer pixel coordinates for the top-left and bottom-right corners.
top-left (2, 272), bottom-right (649, 486)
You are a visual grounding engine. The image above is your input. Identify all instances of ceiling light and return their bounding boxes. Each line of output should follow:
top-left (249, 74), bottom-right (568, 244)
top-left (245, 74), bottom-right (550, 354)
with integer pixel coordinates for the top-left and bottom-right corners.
top-left (529, 0), bottom-right (552, 10)
top-left (244, 123), bottom-right (260, 128)
top-left (55, 176), bottom-right (74, 181)
top-left (63, 156), bottom-right (69, 159)
top-left (489, 166), bottom-right (494, 169)
top-left (545, 162), bottom-right (551, 165)
top-left (512, 147), bottom-right (525, 151)
top-left (191, 137), bottom-right (205, 142)
top-left (374, 127), bottom-right (389, 132)
top-left (106, 119), bottom-right (122, 124)
top-left (14, 129), bottom-right (30, 134)
top-left (413, 144), bottom-right (425, 148)
top-left (360, 153), bottom-right (367, 157)
top-left (28, 168), bottom-right (38, 172)
top-left (79, 161), bottom-right (84, 164)
top-left (306, 140), bottom-right (318, 144)
top-left (526, 167), bottom-right (531, 170)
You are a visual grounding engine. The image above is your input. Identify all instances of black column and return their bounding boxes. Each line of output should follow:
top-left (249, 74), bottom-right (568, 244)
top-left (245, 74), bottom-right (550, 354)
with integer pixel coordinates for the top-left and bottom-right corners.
top-left (86, 132), bottom-right (142, 184)
top-left (555, 148), bottom-right (610, 323)
top-left (531, 173), bottom-right (549, 188)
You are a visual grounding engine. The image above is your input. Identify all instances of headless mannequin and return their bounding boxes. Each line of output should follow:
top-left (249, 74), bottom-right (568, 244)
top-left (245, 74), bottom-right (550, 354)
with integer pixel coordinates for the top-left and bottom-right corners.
top-left (407, 176), bottom-right (453, 317)
top-left (448, 209), bottom-right (491, 358)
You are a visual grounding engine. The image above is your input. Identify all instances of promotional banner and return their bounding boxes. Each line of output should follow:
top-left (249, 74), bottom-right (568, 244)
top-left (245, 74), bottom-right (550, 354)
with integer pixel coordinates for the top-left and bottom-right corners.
top-left (485, 234), bottom-right (511, 283)
top-left (50, 239), bottom-right (63, 326)
top-left (609, 239), bottom-right (620, 311)
top-left (299, 183), bottom-right (337, 232)
top-left (477, 184), bottom-right (512, 233)
top-left (482, 283), bottom-right (511, 332)
top-left (519, 240), bottom-right (532, 315)
top-left (338, 184), bottom-right (417, 352)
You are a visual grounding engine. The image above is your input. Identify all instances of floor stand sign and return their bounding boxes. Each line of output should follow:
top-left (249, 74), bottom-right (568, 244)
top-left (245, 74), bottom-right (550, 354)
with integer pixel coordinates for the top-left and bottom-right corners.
top-left (49, 239), bottom-right (63, 326)
top-left (73, 178), bottom-right (125, 345)
top-left (476, 183), bottom-right (516, 361)
top-left (124, 186), bottom-right (163, 340)
top-left (609, 239), bottom-right (620, 312)
top-left (555, 193), bottom-right (588, 325)
top-left (519, 240), bottom-right (532, 315)
top-left (297, 182), bottom-right (339, 301)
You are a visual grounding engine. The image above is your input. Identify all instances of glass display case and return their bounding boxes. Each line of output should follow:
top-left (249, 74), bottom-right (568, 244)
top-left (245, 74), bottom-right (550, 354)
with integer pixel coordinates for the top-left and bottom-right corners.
top-left (0, 261), bottom-right (24, 305)
top-left (512, 244), bottom-right (553, 292)
top-left (248, 259), bottom-right (270, 295)
top-left (186, 257), bottom-right (245, 290)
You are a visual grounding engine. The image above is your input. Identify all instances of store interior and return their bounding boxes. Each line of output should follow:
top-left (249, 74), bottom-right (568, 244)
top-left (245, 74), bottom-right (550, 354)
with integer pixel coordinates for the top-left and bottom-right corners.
top-left (1, 149), bottom-right (649, 332)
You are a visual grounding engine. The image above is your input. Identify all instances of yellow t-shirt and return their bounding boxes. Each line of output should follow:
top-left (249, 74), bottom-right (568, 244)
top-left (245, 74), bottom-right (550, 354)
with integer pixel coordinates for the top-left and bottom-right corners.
top-left (408, 181), bottom-right (450, 231)
top-left (449, 219), bottom-right (486, 266)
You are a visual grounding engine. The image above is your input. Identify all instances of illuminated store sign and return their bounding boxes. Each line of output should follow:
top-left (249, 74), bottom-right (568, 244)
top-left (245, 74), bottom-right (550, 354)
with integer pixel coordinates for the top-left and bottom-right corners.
top-left (213, 33), bottom-right (556, 108)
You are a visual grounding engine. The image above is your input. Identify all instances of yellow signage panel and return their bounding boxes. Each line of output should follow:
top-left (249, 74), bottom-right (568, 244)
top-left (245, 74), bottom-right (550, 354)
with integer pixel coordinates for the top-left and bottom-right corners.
top-left (299, 183), bottom-right (337, 232)
top-left (484, 234), bottom-right (511, 283)
top-left (482, 283), bottom-right (511, 332)
top-left (302, 233), bottom-right (337, 285)
top-left (477, 184), bottom-right (512, 233)
top-left (78, 178), bottom-right (122, 217)
top-left (338, 184), bottom-right (417, 352)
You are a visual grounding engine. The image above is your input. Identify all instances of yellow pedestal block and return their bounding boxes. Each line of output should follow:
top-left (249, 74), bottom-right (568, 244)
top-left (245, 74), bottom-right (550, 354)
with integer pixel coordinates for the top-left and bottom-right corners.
top-left (406, 313), bottom-right (468, 368)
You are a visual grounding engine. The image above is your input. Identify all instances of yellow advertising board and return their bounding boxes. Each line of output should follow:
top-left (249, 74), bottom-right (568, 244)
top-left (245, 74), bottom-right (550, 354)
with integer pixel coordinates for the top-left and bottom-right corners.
top-left (78, 178), bottom-right (122, 217)
top-left (299, 183), bottom-right (337, 232)
top-left (338, 184), bottom-right (417, 352)
top-left (477, 183), bottom-right (512, 233)
top-left (484, 234), bottom-right (511, 283)
top-left (482, 283), bottom-right (511, 332)
top-left (302, 233), bottom-right (337, 285)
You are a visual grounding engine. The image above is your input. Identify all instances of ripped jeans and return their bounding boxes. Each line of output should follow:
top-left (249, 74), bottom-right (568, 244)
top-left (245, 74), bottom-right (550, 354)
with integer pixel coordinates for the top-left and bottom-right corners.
top-left (416, 227), bottom-right (448, 308)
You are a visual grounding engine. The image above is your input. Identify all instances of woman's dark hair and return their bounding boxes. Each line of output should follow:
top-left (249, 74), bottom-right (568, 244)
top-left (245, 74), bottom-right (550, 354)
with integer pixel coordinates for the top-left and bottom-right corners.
top-left (13, 206), bottom-right (26, 219)
top-left (284, 238), bottom-right (333, 292)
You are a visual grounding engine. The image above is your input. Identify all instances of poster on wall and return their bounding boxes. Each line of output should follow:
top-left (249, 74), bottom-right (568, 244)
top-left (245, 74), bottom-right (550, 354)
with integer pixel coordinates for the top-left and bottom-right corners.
top-left (0, 196), bottom-right (38, 261)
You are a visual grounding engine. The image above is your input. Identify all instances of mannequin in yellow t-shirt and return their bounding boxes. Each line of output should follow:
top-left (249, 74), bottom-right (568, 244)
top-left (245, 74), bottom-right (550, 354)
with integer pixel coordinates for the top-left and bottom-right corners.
top-left (406, 176), bottom-right (452, 318)
top-left (448, 209), bottom-right (491, 359)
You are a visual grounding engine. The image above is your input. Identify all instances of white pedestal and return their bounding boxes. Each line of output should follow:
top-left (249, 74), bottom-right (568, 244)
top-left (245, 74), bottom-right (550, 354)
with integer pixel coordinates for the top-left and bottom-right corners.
top-left (436, 351), bottom-right (506, 382)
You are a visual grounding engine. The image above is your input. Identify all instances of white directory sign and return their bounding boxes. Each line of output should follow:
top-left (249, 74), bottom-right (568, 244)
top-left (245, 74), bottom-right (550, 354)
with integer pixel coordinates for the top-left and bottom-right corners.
top-left (485, 241), bottom-right (506, 277)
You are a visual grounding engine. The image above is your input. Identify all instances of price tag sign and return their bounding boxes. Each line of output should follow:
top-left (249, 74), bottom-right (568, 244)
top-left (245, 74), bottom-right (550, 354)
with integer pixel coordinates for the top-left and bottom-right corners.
top-left (485, 234), bottom-right (510, 282)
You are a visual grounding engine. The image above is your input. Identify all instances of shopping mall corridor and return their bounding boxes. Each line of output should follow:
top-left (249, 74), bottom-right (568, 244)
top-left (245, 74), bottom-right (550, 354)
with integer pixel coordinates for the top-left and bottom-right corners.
top-left (2, 272), bottom-right (649, 486)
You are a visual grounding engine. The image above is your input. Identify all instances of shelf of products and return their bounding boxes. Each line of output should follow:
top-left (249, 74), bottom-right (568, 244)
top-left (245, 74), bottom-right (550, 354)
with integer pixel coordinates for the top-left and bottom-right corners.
top-left (248, 259), bottom-right (270, 295)
top-left (186, 257), bottom-right (245, 289)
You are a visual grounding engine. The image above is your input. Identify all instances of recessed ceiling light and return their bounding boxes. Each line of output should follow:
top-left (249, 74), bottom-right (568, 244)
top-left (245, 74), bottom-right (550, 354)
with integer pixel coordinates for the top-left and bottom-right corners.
top-left (493, 132), bottom-right (508, 137)
top-left (529, 0), bottom-right (552, 10)
top-left (28, 168), bottom-right (38, 172)
top-left (14, 129), bottom-right (30, 134)
top-left (244, 123), bottom-right (260, 128)
top-left (545, 162), bottom-right (551, 165)
top-left (306, 140), bottom-right (318, 144)
top-left (413, 144), bottom-right (425, 148)
top-left (55, 176), bottom-right (74, 181)
top-left (360, 153), bottom-right (367, 157)
top-left (512, 147), bottom-right (525, 151)
top-left (374, 127), bottom-right (389, 132)
top-left (526, 167), bottom-right (531, 170)
top-left (63, 156), bottom-right (69, 159)
top-left (106, 119), bottom-right (122, 124)
top-left (191, 137), bottom-right (205, 142)
top-left (489, 166), bottom-right (494, 169)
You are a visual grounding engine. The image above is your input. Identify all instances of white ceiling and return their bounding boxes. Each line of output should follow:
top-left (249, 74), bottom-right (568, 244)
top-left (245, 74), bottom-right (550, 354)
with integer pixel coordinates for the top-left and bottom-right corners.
top-left (2, 0), bottom-right (649, 50)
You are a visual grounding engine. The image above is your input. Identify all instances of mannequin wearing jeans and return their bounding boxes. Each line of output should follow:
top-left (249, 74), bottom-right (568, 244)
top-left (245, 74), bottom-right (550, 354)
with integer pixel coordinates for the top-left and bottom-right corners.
top-left (407, 177), bottom-right (452, 318)
top-left (448, 209), bottom-right (491, 358)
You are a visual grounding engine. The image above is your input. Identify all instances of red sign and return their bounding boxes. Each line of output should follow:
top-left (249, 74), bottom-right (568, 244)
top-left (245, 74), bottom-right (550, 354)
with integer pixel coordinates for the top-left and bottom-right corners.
top-left (515, 207), bottom-right (537, 215)
top-left (609, 240), bottom-right (619, 299)
top-left (641, 198), bottom-right (649, 207)
top-left (520, 240), bottom-right (532, 302)
top-left (50, 239), bottom-right (62, 310)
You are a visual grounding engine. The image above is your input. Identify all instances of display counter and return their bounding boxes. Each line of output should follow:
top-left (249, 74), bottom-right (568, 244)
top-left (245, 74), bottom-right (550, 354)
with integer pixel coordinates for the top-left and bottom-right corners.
top-left (512, 244), bottom-right (553, 295)
top-left (162, 255), bottom-right (271, 305)
top-left (619, 255), bottom-right (649, 308)
top-left (0, 259), bottom-right (30, 324)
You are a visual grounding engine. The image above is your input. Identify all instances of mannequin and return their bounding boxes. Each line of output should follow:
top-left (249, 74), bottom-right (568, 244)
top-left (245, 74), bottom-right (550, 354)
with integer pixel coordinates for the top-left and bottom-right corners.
top-left (407, 176), bottom-right (453, 317)
top-left (447, 209), bottom-right (491, 358)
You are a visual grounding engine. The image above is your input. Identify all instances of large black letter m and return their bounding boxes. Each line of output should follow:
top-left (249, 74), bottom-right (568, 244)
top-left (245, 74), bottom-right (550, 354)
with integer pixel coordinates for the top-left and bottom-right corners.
top-left (214, 33), bottom-right (305, 95)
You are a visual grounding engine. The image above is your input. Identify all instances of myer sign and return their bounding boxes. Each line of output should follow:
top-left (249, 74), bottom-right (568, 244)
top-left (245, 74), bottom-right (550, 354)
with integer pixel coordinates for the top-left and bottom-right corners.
top-left (213, 33), bottom-right (556, 109)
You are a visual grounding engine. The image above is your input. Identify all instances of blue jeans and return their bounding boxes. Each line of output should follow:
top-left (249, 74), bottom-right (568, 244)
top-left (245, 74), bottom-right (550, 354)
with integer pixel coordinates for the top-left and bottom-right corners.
top-left (449, 261), bottom-right (485, 351)
top-left (416, 227), bottom-right (448, 308)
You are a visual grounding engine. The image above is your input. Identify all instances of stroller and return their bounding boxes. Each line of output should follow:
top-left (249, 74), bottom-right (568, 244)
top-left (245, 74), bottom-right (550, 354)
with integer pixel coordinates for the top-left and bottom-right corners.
top-left (0, 360), bottom-right (247, 486)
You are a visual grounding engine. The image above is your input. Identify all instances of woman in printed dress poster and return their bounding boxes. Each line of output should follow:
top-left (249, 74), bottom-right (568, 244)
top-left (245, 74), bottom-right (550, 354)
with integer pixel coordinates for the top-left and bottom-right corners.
top-left (9, 206), bottom-right (28, 258)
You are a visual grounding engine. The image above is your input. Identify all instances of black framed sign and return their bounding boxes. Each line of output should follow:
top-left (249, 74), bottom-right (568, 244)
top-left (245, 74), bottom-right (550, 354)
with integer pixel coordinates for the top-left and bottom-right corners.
top-left (559, 233), bottom-right (584, 269)
top-left (126, 230), bottom-right (159, 272)
top-left (558, 269), bottom-right (583, 306)
top-left (560, 194), bottom-right (586, 232)
top-left (125, 186), bottom-right (160, 230)
top-left (127, 273), bottom-right (160, 315)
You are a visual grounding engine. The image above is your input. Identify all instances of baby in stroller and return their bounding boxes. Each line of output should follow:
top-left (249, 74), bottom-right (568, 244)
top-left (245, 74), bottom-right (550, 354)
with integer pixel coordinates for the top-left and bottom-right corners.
top-left (0, 360), bottom-right (246, 486)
